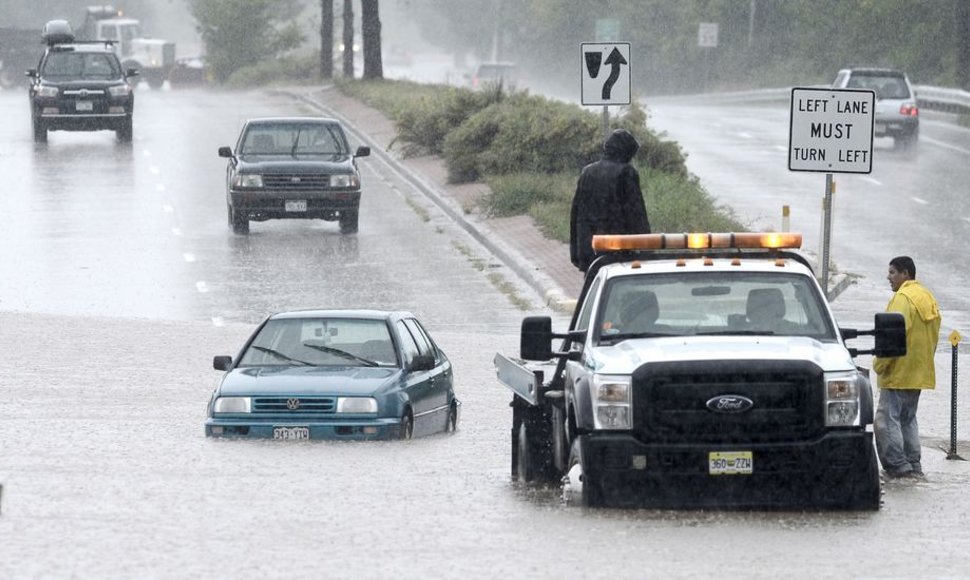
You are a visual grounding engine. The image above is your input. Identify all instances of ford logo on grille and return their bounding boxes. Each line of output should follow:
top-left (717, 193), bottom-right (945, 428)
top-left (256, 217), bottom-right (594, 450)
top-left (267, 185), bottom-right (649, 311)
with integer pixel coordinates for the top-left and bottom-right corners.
top-left (286, 398), bottom-right (301, 410)
top-left (290, 176), bottom-right (302, 183)
top-left (706, 395), bottom-right (754, 413)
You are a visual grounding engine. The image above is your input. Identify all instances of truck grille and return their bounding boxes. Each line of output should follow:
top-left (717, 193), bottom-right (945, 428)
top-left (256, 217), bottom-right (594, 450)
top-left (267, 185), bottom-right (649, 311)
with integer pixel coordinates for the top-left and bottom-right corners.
top-left (631, 360), bottom-right (824, 444)
top-left (252, 397), bottom-right (336, 413)
top-left (262, 174), bottom-right (330, 189)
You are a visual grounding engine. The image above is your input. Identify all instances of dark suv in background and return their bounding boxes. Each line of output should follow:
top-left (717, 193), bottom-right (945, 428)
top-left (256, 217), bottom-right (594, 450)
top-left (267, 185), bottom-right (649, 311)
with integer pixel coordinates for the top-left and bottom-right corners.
top-left (27, 20), bottom-right (138, 143)
top-left (832, 67), bottom-right (919, 149)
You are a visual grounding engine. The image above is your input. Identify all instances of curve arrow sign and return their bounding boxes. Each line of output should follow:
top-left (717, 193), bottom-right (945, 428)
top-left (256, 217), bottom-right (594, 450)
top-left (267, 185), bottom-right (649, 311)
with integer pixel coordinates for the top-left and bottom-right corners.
top-left (601, 47), bottom-right (627, 100)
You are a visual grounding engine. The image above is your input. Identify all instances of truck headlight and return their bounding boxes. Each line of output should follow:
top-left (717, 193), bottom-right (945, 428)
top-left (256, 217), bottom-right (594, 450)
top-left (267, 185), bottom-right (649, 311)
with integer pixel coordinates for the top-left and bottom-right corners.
top-left (825, 371), bottom-right (862, 427)
top-left (35, 85), bottom-right (58, 97)
top-left (592, 374), bottom-right (632, 429)
top-left (329, 174), bottom-right (359, 188)
top-left (233, 174), bottom-right (263, 188)
top-left (336, 397), bottom-right (378, 413)
top-left (213, 396), bottom-right (251, 414)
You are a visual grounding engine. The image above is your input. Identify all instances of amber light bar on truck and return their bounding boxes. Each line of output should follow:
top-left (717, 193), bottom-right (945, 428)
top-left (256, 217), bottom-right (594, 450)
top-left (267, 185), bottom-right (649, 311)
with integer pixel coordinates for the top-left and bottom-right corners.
top-left (591, 232), bottom-right (803, 252)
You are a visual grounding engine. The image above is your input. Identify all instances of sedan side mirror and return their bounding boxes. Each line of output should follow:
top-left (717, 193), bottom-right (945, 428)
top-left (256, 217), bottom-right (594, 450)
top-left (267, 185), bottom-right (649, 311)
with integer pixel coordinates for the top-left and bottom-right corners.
top-left (218, 146), bottom-right (233, 158)
top-left (26, 69), bottom-right (37, 78)
top-left (409, 354), bottom-right (435, 372)
top-left (213, 355), bottom-right (232, 371)
top-left (354, 146), bottom-right (371, 158)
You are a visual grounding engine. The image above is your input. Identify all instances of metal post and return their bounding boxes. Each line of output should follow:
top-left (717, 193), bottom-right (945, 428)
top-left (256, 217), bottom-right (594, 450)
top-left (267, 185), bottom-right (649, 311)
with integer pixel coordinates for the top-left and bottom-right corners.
top-left (781, 205), bottom-right (790, 232)
top-left (602, 105), bottom-right (609, 139)
top-left (948, 330), bottom-right (965, 460)
top-left (821, 174), bottom-right (834, 298)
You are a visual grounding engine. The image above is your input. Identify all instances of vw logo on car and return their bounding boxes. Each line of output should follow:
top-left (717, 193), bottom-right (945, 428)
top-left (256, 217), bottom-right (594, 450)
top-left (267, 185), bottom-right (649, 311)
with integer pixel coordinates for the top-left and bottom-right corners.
top-left (286, 398), bottom-right (301, 410)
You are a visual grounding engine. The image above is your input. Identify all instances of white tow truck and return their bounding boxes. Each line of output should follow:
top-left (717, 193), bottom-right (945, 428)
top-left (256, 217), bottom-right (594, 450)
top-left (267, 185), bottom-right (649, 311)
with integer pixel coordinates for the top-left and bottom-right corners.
top-left (80, 5), bottom-right (175, 89)
top-left (495, 232), bottom-right (906, 509)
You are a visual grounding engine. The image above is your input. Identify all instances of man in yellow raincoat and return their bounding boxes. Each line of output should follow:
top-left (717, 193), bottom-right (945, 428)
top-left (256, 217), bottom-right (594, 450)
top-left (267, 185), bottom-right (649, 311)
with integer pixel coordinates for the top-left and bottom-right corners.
top-left (873, 256), bottom-right (941, 478)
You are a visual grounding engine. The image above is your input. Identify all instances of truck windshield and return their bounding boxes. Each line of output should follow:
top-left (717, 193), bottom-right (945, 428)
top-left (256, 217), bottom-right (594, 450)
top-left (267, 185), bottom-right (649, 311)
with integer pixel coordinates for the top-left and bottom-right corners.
top-left (597, 271), bottom-right (837, 343)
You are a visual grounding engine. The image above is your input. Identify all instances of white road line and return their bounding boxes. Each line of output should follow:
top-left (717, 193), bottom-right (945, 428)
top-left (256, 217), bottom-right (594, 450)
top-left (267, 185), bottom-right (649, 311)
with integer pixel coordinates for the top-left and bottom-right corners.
top-left (156, 184), bottom-right (167, 192)
top-left (860, 176), bottom-right (882, 186)
top-left (738, 132), bottom-right (753, 139)
top-left (172, 227), bottom-right (182, 236)
top-left (183, 253), bottom-right (196, 263)
top-left (150, 166), bottom-right (160, 175)
top-left (774, 145), bottom-right (787, 152)
top-left (963, 217), bottom-right (970, 224)
top-left (211, 316), bottom-right (225, 327)
top-left (162, 204), bottom-right (174, 213)
top-left (912, 197), bottom-right (929, 205)
top-left (196, 281), bottom-right (209, 293)
top-left (921, 135), bottom-right (970, 155)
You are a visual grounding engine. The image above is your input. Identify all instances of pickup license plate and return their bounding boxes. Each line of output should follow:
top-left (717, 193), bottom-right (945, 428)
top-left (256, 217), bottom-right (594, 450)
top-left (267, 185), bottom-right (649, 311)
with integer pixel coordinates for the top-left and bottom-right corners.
top-left (76, 100), bottom-right (93, 112)
top-left (709, 451), bottom-right (753, 475)
top-left (273, 426), bottom-right (309, 440)
top-left (285, 200), bottom-right (307, 212)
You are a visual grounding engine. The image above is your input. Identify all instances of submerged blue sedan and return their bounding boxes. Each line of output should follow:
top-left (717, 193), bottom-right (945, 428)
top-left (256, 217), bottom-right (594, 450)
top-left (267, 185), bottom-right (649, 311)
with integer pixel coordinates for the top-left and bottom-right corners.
top-left (205, 310), bottom-right (459, 440)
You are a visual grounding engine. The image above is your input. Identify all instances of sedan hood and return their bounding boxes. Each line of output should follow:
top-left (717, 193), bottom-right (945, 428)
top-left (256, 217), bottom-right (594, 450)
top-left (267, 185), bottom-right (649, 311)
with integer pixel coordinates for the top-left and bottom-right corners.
top-left (236, 155), bottom-right (354, 174)
top-left (218, 365), bottom-right (400, 397)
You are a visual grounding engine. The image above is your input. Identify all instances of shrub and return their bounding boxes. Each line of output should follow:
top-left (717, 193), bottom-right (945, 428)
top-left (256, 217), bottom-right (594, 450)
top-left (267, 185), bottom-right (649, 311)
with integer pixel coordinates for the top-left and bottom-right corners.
top-left (225, 54), bottom-right (317, 88)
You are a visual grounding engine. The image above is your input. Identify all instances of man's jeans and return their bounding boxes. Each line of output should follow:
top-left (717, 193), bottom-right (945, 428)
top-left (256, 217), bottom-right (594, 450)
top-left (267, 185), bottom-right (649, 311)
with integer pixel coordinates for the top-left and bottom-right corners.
top-left (875, 388), bottom-right (923, 474)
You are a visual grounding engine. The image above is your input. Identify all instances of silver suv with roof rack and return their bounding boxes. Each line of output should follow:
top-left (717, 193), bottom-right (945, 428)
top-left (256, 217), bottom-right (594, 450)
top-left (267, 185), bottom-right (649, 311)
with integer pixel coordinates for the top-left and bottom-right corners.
top-left (26, 19), bottom-right (138, 142)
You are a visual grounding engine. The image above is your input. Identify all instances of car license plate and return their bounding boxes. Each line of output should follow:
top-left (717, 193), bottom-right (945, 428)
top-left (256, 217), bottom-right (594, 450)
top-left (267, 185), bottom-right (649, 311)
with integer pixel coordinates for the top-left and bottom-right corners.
top-left (709, 451), bottom-right (753, 475)
top-left (273, 426), bottom-right (309, 440)
top-left (285, 200), bottom-right (307, 212)
top-left (76, 100), bottom-right (93, 112)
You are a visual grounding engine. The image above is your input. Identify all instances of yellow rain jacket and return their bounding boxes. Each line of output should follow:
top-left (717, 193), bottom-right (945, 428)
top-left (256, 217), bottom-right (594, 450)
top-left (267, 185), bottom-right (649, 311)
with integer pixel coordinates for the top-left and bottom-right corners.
top-left (873, 280), bottom-right (941, 389)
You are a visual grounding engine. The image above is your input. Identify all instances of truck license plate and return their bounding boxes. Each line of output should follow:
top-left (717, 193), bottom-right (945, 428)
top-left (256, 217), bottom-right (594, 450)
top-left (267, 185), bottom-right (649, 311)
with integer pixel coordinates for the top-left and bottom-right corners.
top-left (285, 200), bottom-right (307, 212)
top-left (709, 451), bottom-right (753, 475)
top-left (76, 100), bottom-right (93, 112)
top-left (273, 426), bottom-right (309, 440)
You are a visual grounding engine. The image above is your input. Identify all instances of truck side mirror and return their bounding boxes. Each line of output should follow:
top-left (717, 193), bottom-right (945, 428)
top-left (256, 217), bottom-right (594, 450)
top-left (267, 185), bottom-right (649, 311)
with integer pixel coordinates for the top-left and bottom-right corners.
top-left (355, 146), bottom-right (370, 158)
top-left (213, 355), bottom-right (232, 371)
top-left (521, 316), bottom-right (553, 360)
top-left (218, 146), bottom-right (233, 158)
top-left (873, 312), bottom-right (906, 358)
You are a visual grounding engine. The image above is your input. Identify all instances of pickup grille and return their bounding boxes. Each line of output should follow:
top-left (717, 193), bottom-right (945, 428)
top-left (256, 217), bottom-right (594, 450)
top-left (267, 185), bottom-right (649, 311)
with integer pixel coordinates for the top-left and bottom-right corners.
top-left (252, 397), bottom-right (336, 413)
top-left (262, 174), bottom-right (329, 189)
top-left (631, 360), bottom-right (824, 444)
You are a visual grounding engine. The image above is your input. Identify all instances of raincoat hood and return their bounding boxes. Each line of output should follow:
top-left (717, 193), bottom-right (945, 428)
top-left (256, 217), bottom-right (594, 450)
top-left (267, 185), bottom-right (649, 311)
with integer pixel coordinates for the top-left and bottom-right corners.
top-left (603, 129), bottom-right (640, 163)
top-left (898, 280), bottom-right (941, 323)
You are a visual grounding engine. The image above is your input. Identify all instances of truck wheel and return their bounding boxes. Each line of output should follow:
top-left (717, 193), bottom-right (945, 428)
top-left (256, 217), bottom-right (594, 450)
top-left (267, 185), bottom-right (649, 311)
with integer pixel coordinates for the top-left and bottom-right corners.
top-left (339, 209), bottom-right (359, 234)
top-left (116, 118), bottom-right (133, 142)
top-left (515, 420), bottom-right (536, 482)
top-left (32, 118), bottom-right (47, 142)
top-left (228, 205), bottom-right (249, 235)
top-left (565, 437), bottom-right (605, 507)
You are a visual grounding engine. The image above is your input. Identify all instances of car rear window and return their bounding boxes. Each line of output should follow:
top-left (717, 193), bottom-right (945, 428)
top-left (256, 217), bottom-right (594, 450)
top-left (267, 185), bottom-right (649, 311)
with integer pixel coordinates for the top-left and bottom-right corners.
top-left (846, 72), bottom-right (911, 99)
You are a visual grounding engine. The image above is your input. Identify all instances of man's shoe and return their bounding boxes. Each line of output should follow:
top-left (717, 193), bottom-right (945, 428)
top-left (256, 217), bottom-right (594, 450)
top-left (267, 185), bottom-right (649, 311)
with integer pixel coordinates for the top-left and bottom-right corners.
top-left (884, 468), bottom-right (913, 479)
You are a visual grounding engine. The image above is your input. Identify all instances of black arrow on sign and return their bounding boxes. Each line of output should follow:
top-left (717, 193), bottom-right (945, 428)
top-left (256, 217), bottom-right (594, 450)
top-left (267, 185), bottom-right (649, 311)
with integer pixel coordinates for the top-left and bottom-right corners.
top-left (601, 47), bottom-right (627, 100)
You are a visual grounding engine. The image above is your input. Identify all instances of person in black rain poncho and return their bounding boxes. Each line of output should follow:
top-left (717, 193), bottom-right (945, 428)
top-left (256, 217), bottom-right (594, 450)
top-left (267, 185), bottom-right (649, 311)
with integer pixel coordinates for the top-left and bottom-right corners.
top-left (569, 128), bottom-right (651, 272)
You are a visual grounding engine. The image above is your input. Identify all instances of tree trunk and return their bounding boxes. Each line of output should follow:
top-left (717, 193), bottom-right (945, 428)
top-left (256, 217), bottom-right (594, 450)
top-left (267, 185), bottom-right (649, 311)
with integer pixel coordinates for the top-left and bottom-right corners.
top-left (958, 0), bottom-right (970, 90)
top-left (342, 0), bottom-right (355, 78)
top-left (361, 0), bottom-right (383, 79)
top-left (320, 0), bottom-right (334, 79)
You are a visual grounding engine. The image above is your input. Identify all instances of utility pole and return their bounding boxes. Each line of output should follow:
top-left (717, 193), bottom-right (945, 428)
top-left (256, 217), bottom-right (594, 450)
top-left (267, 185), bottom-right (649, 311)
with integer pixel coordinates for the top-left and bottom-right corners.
top-left (320, 0), bottom-right (334, 79)
top-left (342, 0), bottom-right (354, 78)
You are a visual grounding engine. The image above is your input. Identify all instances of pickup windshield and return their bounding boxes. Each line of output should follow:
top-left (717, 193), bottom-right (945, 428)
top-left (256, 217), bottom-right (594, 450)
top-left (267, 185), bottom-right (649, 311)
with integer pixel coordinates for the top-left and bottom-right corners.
top-left (596, 271), bottom-right (837, 344)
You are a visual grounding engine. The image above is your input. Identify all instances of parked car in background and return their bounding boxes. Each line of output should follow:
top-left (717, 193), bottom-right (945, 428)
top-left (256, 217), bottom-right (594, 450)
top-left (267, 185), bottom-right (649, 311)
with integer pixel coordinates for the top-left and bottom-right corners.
top-left (206, 310), bottom-right (460, 440)
top-left (219, 117), bottom-right (370, 235)
top-left (470, 61), bottom-right (518, 89)
top-left (832, 67), bottom-right (919, 149)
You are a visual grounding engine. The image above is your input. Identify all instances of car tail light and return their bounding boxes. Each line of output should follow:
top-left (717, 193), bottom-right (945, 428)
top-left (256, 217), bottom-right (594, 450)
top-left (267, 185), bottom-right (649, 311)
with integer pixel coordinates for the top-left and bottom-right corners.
top-left (900, 103), bottom-right (918, 117)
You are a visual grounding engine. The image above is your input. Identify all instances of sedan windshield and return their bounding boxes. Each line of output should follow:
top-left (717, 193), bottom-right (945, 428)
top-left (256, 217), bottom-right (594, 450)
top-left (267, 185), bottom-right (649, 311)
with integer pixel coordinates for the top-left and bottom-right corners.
top-left (239, 317), bottom-right (398, 367)
top-left (240, 123), bottom-right (349, 156)
top-left (597, 271), bottom-right (837, 343)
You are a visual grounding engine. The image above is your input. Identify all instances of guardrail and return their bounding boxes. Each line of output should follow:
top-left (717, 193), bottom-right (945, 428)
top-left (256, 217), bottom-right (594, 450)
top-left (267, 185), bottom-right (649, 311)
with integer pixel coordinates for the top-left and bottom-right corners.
top-left (668, 84), bottom-right (970, 115)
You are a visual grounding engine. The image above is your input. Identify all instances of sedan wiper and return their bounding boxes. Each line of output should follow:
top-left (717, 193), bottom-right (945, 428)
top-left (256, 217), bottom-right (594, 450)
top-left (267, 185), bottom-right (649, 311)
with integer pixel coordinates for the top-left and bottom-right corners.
top-left (250, 345), bottom-right (311, 365)
top-left (290, 128), bottom-right (302, 157)
top-left (302, 343), bottom-right (379, 367)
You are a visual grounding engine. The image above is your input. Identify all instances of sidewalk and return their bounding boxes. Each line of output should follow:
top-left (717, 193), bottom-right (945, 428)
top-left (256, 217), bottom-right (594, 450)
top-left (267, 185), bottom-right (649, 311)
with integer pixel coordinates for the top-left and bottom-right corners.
top-left (290, 85), bottom-right (584, 312)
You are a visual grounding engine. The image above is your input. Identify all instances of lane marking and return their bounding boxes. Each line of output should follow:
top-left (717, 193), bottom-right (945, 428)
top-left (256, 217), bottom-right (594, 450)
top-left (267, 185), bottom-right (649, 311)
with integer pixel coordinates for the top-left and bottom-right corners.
top-left (156, 184), bottom-right (167, 192)
top-left (183, 253), bottom-right (196, 263)
top-left (162, 204), bottom-right (174, 213)
top-left (774, 145), bottom-right (787, 152)
top-left (172, 227), bottom-right (182, 236)
top-left (921, 135), bottom-right (970, 156)
top-left (860, 176), bottom-right (882, 186)
top-left (196, 281), bottom-right (209, 293)
top-left (738, 132), bottom-right (753, 139)
top-left (150, 166), bottom-right (160, 175)
top-left (211, 316), bottom-right (225, 327)
top-left (912, 197), bottom-right (929, 205)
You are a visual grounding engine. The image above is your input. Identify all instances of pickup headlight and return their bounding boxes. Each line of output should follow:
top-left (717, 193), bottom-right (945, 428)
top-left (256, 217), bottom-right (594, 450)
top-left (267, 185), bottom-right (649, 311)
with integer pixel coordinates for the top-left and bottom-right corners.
top-left (329, 174), bottom-right (359, 188)
top-left (591, 374), bottom-right (632, 429)
top-left (233, 174), bottom-right (263, 188)
top-left (108, 84), bottom-right (132, 97)
top-left (825, 371), bottom-right (863, 427)
top-left (336, 397), bottom-right (378, 413)
top-left (35, 85), bottom-right (58, 97)
top-left (213, 396), bottom-right (251, 414)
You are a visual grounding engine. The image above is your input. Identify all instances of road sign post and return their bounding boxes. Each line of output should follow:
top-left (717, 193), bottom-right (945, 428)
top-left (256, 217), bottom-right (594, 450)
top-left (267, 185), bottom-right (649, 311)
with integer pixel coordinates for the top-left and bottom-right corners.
top-left (788, 87), bottom-right (875, 297)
